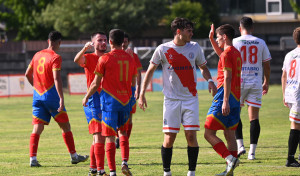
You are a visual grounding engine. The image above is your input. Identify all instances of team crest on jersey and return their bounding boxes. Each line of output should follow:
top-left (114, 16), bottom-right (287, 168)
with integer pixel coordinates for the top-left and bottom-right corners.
top-left (168, 54), bottom-right (173, 59)
top-left (189, 52), bottom-right (194, 59)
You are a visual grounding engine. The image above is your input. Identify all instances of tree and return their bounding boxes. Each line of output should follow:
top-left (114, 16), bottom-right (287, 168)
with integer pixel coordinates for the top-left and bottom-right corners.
top-left (38, 0), bottom-right (169, 38)
top-left (165, 0), bottom-right (215, 38)
top-left (0, 0), bottom-right (54, 40)
top-left (290, 0), bottom-right (300, 14)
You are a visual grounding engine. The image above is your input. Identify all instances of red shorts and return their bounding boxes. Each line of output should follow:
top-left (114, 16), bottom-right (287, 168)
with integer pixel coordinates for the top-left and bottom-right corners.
top-left (88, 120), bottom-right (102, 134)
top-left (32, 112), bottom-right (69, 125)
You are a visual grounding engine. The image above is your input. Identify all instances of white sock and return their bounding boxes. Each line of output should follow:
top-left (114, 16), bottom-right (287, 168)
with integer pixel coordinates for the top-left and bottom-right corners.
top-left (236, 139), bottom-right (244, 149)
top-left (100, 169), bottom-right (105, 174)
top-left (110, 172), bottom-right (116, 176)
top-left (122, 160), bottom-right (128, 166)
top-left (225, 155), bottom-right (234, 163)
top-left (30, 156), bottom-right (37, 162)
top-left (71, 152), bottom-right (78, 158)
top-left (164, 171), bottom-right (172, 176)
top-left (187, 170), bottom-right (195, 176)
top-left (249, 144), bottom-right (257, 155)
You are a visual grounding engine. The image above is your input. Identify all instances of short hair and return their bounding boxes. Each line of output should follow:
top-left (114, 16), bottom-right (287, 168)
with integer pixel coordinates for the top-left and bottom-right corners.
top-left (109, 29), bottom-right (124, 46)
top-left (216, 24), bottom-right (235, 41)
top-left (240, 16), bottom-right (253, 31)
top-left (171, 17), bottom-right (194, 36)
top-left (293, 27), bottom-right (300, 45)
top-left (48, 31), bottom-right (62, 42)
top-left (91, 31), bottom-right (106, 40)
top-left (124, 33), bottom-right (130, 41)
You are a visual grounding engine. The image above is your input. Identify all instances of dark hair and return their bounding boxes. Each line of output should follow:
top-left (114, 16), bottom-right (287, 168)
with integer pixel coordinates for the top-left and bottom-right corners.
top-left (91, 31), bottom-right (106, 40)
top-left (293, 27), bottom-right (300, 45)
top-left (171, 17), bottom-right (194, 36)
top-left (124, 33), bottom-right (130, 41)
top-left (48, 31), bottom-right (62, 42)
top-left (109, 29), bottom-right (124, 46)
top-left (216, 24), bottom-right (235, 41)
top-left (240, 16), bottom-right (253, 31)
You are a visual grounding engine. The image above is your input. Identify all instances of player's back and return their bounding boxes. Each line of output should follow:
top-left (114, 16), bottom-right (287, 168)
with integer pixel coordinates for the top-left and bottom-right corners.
top-left (30, 49), bottom-right (61, 100)
top-left (233, 35), bottom-right (271, 88)
top-left (97, 49), bottom-right (136, 111)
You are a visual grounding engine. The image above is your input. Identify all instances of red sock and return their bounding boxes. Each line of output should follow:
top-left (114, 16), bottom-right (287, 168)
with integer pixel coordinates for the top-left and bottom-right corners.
top-left (62, 131), bottom-right (76, 154)
top-left (230, 151), bottom-right (237, 158)
top-left (106, 142), bottom-right (116, 171)
top-left (90, 144), bottom-right (96, 169)
top-left (120, 136), bottom-right (129, 161)
top-left (94, 143), bottom-right (105, 171)
top-left (29, 133), bottom-right (40, 157)
top-left (127, 124), bottom-right (133, 139)
top-left (213, 142), bottom-right (231, 159)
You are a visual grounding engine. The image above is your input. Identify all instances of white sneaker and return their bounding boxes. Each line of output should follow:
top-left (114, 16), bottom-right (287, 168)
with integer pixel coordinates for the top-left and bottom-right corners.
top-left (164, 171), bottom-right (172, 176)
top-left (215, 170), bottom-right (234, 176)
top-left (237, 145), bottom-right (246, 157)
top-left (187, 171), bottom-right (195, 176)
top-left (248, 153), bottom-right (256, 160)
top-left (225, 157), bottom-right (240, 176)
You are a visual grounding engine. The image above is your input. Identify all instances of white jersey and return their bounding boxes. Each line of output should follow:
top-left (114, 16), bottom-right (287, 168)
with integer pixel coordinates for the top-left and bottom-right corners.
top-left (282, 47), bottom-right (300, 103)
top-left (233, 35), bottom-right (272, 89)
top-left (150, 41), bottom-right (207, 100)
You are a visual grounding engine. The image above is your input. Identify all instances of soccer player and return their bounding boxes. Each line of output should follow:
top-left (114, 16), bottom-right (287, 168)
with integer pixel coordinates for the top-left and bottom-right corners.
top-left (233, 16), bottom-right (271, 160)
top-left (205, 24), bottom-right (241, 176)
top-left (115, 33), bottom-right (142, 149)
top-left (82, 29), bottom-right (137, 176)
top-left (138, 17), bottom-right (217, 176)
top-left (74, 32), bottom-right (108, 176)
top-left (282, 27), bottom-right (300, 167)
top-left (25, 31), bottom-right (88, 167)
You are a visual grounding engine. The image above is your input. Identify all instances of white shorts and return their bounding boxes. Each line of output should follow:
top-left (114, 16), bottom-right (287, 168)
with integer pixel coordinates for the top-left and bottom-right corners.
top-left (240, 88), bottom-right (262, 108)
top-left (162, 97), bottom-right (200, 133)
top-left (287, 103), bottom-right (300, 123)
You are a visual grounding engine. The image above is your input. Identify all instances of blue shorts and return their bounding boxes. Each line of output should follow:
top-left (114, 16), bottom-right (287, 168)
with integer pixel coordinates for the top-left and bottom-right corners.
top-left (84, 92), bottom-right (102, 124)
top-left (32, 99), bottom-right (68, 124)
top-left (130, 86), bottom-right (136, 113)
top-left (101, 111), bottom-right (130, 136)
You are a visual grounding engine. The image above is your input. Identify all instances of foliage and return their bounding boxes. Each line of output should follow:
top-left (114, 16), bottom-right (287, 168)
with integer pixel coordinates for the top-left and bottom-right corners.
top-left (165, 0), bottom-right (212, 38)
top-left (289, 0), bottom-right (300, 14)
top-left (0, 0), bottom-right (54, 40)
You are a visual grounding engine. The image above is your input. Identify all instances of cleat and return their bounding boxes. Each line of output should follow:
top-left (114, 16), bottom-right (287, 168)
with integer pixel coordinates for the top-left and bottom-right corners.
top-left (89, 169), bottom-right (97, 176)
top-left (237, 145), bottom-right (246, 157)
top-left (215, 171), bottom-right (234, 176)
top-left (116, 138), bottom-right (120, 149)
top-left (224, 157), bottom-right (239, 176)
top-left (247, 153), bottom-right (256, 160)
top-left (97, 171), bottom-right (109, 176)
top-left (30, 160), bottom-right (41, 167)
top-left (121, 163), bottom-right (132, 176)
top-left (286, 158), bottom-right (300, 167)
top-left (164, 171), bottom-right (172, 176)
top-left (187, 171), bottom-right (195, 176)
top-left (71, 154), bottom-right (89, 164)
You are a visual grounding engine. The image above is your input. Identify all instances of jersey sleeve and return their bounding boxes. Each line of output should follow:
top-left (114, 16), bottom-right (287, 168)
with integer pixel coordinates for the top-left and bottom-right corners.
top-left (262, 41), bottom-right (272, 62)
top-left (222, 52), bottom-right (233, 72)
top-left (150, 46), bottom-right (163, 65)
top-left (133, 53), bottom-right (142, 70)
top-left (195, 44), bottom-right (207, 67)
top-left (95, 56), bottom-right (105, 76)
top-left (52, 55), bottom-right (62, 71)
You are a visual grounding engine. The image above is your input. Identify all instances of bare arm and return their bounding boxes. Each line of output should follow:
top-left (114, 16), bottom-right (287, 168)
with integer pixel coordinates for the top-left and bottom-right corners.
top-left (53, 70), bottom-right (64, 112)
top-left (281, 70), bottom-right (288, 107)
top-left (199, 65), bottom-right (217, 96)
top-left (82, 74), bottom-right (102, 106)
top-left (209, 24), bottom-right (223, 56)
top-left (74, 42), bottom-right (93, 66)
top-left (222, 69), bottom-right (232, 116)
top-left (25, 65), bottom-right (33, 86)
top-left (138, 63), bottom-right (158, 111)
top-left (135, 70), bottom-right (142, 99)
top-left (262, 61), bottom-right (271, 95)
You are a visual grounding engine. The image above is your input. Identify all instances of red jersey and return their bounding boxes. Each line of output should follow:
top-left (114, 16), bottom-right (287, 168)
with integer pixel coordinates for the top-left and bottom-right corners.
top-left (217, 46), bottom-right (242, 99)
top-left (133, 53), bottom-right (142, 71)
top-left (81, 53), bottom-right (101, 92)
top-left (29, 49), bottom-right (61, 95)
top-left (95, 49), bottom-right (137, 107)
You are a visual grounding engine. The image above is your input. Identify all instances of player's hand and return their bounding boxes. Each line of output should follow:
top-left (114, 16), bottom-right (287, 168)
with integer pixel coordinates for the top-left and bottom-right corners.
top-left (84, 41), bottom-right (94, 50)
top-left (208, 82), bottom-right (217, 97)
top-left (125, 48), bottom-right (134, 57)
top-left (138, 94), bottom-right (147, 111)
top-left (222, 101), bottom-right (230, 116)
top-left (58, 99), bottom-right (64, 112)
top-left (209, 24), bottom-right (215, 40)
top-left (283, 98), bottom-right (289, 108)
top-left (262, 83), bottom-right (269, 95)
top-left (82, 97), bottom-right (88, 107)
top-left (135, 89), bottom-right (140, 100)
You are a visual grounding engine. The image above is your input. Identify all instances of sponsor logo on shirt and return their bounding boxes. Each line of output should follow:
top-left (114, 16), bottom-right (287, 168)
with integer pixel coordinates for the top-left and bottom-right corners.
top-left (168, 65), bottom-right (195, 70)
top-left (241, 40), bottom-right (259, 45)
top-left (189, 52), bottom-right (194, 59)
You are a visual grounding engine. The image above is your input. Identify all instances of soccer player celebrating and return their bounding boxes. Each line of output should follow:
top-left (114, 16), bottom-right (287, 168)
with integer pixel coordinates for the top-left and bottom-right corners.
top-left (82, 29), bottom-right (137, 176)
top-left (115, 33), bottom-right (142, 149)
top-left (233, 16), bottom-right (271, 160)
top-left (25, 31), bottom-right (88, 167)
top-left (205, 24), bottom-right (242, 176)
top-left (74, 32), bottom-right (108, 176)
top-left (282, 27), bottom-right (300, 167)
top-left (139, 17), bottom-right (217, 176)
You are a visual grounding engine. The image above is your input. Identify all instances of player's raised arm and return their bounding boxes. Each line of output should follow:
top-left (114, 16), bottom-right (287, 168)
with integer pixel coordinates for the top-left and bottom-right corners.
top-left (262, 61), bottom-right (271, 95)
top-left (139, 62), bottom-right (158, 111)
top-left (209, 24), bottom-right (223, 56)
top-left (53, 70), bottom-right (64, 112)
top-left (74, 42), bottom-right (93, 66)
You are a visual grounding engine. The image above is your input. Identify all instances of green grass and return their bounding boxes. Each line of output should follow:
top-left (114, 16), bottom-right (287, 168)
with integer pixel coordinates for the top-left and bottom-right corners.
top-left (0, 85), bottom-right (299, 175)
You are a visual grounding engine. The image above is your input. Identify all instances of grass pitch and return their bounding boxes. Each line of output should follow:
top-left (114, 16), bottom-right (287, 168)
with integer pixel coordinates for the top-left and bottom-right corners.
top-left (0, 85), bottom-right (299, 175)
